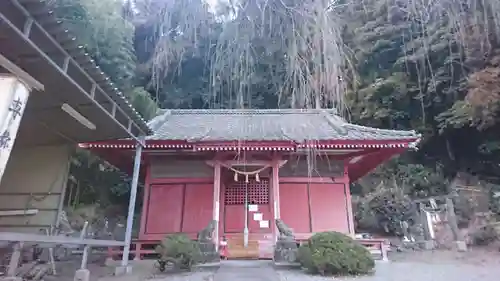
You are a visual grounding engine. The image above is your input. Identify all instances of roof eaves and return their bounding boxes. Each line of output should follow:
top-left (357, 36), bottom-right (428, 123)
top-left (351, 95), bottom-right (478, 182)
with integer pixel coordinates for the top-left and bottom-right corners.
top-left (166, 108), bottom-right (339, 115)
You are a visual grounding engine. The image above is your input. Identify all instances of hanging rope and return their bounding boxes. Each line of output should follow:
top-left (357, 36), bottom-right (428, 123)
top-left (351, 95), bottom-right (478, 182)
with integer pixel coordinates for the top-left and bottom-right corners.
top-left (22, 153), bottom-right (71, 225)
top-left (220, 162), bottom-right (271, 183)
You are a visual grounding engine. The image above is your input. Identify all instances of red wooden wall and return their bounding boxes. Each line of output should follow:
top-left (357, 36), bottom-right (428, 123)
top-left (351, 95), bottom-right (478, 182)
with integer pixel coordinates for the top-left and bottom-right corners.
top-left (279, 181), bottom-right (350, 235)
top-left (141, 180), bottom-right (213, 240)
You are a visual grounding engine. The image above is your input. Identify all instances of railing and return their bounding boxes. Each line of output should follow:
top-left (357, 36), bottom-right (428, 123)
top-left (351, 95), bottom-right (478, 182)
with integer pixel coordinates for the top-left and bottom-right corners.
top-left (107, 240), bottom-right (159, 260)
top-left (356, 238), bottom-right (390, 262)
top-left (105, 236), bottom-right (390, 262)
top-left (0, 232), bottom-right (124, 278)
top-left (107, 239), bottom-right (220, 262)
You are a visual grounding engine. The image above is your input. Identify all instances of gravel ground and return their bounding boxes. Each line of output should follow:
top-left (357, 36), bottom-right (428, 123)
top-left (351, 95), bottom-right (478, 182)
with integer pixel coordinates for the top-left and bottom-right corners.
top-left (278, 248), bottom-right (500, 281)
top-left (277, 261), bottom-right (500, 281)
top-left (213, 260), bottom-right (279, 281)
top-left (48, 248), bottom-right (500, 281)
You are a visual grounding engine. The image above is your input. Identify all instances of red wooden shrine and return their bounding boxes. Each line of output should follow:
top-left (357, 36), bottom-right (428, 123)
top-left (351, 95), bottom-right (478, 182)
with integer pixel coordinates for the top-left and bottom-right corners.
top-left (81, 109), bottom-right (420, 259)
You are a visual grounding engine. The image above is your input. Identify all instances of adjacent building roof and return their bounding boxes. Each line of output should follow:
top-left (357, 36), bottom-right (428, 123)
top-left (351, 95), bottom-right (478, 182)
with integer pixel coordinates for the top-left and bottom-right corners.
top-left (15, 0), bottom-right (151, 135)
top-left (147, 109), bottom-right (420, 142)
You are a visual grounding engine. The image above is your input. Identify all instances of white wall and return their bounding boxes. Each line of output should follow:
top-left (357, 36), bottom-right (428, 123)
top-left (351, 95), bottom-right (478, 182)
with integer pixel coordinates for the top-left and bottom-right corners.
top-left (0, 144), bottom-right (71, 233)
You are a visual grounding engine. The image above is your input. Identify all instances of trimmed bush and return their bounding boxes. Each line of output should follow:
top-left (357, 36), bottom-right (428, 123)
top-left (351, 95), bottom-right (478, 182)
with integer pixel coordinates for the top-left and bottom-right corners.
top-left (297, 242), bottom-right (313, 268)
top-left (297, 231), bottom-right (375, 276)
top-left (155, 234), bottom-right (201, 271)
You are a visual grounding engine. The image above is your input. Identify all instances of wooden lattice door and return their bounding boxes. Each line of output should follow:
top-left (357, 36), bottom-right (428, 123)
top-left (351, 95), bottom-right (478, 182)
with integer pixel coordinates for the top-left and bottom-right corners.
top-left (223, 179), bottom-right (273, 259)
top-left (224, 179), bottom-right (270, 205)
top-left (224, 179), bottom-right (271, 233)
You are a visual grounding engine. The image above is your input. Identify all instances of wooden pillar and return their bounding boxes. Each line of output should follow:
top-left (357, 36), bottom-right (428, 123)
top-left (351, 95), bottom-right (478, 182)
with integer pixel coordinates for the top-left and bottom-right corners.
top-left (213, 161), bottom-right (221, 246)
top-left (343, 163), bottom-right (355, 236)
top-left (0, 75), bottom-right (31, 183)
top-left (446, 198), bottom-right (461, 241)
top-left (7, 242), bottom-right (23, 277)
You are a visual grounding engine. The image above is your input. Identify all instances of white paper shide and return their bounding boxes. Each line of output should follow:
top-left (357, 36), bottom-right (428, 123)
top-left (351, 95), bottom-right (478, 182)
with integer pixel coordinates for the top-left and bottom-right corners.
top-left (248, 204), bottom-right (258, 212)
top-left (253, 213), bottom-right (263, 221)
top-left (259, 220), bottom-right (269, 228)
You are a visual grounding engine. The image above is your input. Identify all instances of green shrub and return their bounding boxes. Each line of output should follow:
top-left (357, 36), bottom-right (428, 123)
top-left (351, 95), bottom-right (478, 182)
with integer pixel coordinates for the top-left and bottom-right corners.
top-left (155, 234), bottom-right (201, 271)
top-left (471, 225), bottom-right (499, 245)
top-left (297, 242), bottom-right (313, 268)
top-left (297, 231), bottom-right (375, 276)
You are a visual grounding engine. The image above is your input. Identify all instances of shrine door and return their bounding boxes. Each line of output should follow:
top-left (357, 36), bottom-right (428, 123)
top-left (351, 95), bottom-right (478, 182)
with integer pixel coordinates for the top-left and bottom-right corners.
top-left (223, 179), bottom-right (273, 259)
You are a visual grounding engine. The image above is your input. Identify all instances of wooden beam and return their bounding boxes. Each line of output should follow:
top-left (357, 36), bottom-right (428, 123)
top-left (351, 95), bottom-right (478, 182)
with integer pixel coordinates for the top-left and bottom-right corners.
top-left (0, 53), bottom-right (43, 90)
top-left (0, 232), bottom-right (124, 246)
top-left (23, 17), bottom-right (33, 36)
top-left (62, 56), bottom-right (70, 72)
top-left (206, 160), bottom-right (288, 167)
top-left (7, 242), bottom-right (23, 277)
top-left (0, 209), bottom-right (38, 216)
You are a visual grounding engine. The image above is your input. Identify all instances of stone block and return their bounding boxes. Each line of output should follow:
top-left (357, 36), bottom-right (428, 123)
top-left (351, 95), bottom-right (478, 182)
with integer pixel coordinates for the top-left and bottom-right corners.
top-left (73, 269), bottom-right (90, 281)
top-left (274, 240), bottom-right (298, 263)
top-left (198, 241), bottom-right (220, 263)
top-left (114, 265), bottom-right (133, 276)
top-left (420, 240), bottom-right (435, 250)
top-left (454, 241), bottom-right (467, 252)
top-left (104, 257), bottom-right (115, 267)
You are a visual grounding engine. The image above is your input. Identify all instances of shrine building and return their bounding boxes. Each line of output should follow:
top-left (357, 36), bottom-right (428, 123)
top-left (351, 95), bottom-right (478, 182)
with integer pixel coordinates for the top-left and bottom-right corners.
top-left (81, 109), bottom-right (420, 259)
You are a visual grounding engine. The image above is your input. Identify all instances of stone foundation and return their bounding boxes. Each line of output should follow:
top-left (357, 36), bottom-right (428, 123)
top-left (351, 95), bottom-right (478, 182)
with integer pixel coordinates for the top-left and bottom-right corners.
top-left (74, 269), bottom-right (90, 281)
top-left (198, 241), bottom-right (220, 263)
top-left (273, 240), bottom-right (298, 263)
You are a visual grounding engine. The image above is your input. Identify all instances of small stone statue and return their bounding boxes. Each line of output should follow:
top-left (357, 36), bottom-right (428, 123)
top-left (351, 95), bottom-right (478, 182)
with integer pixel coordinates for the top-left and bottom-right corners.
top-left (197, 220), bottom-right (216, 242)
top-left (196, 220), bottom-right (218, 263)
top-left (276, 219), bottom-right (295, 241)
top-left (274, 219), bottom-right (298, 263)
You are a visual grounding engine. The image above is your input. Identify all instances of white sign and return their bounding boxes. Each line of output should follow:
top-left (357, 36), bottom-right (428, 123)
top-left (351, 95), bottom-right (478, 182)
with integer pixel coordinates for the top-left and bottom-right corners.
top-left (259, 220), bottom-right (269, 228)
top-left (248, 204), bottom-right (258, 212)
top-left (253, 213), bottom-right (263, 221)
top-left (0, 76), bottom-right (30, 183)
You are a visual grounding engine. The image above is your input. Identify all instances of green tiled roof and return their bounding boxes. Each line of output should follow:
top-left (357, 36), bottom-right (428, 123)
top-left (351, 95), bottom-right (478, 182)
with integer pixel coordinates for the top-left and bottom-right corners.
top-left (147, 109), bottom-right (419, 142)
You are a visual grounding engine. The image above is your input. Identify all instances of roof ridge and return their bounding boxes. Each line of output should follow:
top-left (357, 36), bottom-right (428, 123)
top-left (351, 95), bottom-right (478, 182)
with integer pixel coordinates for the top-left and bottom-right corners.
top-left (320, 110), bottom-right (349, 136)
top-left (148, 109), bottom-right (172, 131)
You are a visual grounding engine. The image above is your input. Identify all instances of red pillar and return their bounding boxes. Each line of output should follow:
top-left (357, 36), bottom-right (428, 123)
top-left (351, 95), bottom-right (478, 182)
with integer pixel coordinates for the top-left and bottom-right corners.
top-left (343, 161), bottom-right (355, 236)
top-left (138, 163), bottom-right (151, 240)
top-left (212, 161), bottom-right (221, 245)
top-left (271, 157), bottom-right (280, 240)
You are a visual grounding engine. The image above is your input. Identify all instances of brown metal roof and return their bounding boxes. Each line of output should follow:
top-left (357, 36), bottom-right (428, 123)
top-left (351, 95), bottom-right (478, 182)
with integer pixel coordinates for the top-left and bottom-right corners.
top-left (16, 0), bottom-right (151, 134)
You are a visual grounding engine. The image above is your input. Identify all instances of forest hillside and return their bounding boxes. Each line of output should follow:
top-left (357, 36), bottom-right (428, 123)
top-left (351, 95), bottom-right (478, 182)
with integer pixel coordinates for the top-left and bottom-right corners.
top-left (50, 0), bottom-right (500, 237)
